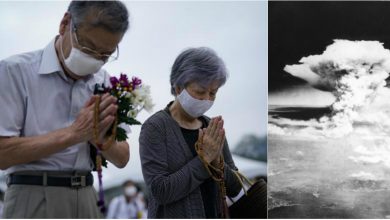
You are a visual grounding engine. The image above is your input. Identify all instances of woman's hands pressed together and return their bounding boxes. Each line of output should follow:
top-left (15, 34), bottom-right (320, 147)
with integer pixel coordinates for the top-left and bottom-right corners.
top-left (197, 116), bottom-right (225, 164)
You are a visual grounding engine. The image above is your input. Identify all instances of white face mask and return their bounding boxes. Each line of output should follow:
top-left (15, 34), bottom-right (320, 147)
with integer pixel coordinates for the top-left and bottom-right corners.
top-left (60, 22), bottom-right (105, 76)
top-left (124, 186), bottom-right (137, 197)
top-left (177, 89), bottom-right (214, 118)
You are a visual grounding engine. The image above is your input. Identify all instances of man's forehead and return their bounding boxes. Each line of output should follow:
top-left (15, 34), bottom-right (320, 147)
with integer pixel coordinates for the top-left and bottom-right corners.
top-left (77, 26), bottom-right (122, 53)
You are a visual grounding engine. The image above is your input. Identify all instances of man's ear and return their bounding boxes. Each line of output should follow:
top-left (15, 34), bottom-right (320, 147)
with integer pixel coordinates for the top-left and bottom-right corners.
top-left (59, 12), bottom-right (71, 36)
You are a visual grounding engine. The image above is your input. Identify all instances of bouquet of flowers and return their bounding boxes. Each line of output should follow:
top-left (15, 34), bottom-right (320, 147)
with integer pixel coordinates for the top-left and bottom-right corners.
top-left (92, 73), bottom-right (153, 214)
top-left (94, 74), bottom-right (154, 142)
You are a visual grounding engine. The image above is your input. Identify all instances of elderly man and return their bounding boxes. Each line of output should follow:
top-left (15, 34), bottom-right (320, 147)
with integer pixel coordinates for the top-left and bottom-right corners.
top-left (0, 1), bottom-right (130, 218)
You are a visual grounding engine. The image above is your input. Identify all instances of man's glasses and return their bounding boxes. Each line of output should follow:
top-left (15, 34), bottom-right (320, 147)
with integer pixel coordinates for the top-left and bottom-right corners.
top-left (72, 24), bottom-right (119, 63)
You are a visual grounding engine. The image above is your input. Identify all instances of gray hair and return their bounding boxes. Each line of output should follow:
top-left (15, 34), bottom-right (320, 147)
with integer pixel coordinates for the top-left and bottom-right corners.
top-left (170, 47), bottom-right (228, 96)
top-left (68, 1), bottom-right (129, 33)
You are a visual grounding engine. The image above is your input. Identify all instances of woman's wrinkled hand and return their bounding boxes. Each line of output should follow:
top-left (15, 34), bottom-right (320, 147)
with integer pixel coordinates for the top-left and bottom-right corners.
top-left (197, 116), bottom-right (225, 164)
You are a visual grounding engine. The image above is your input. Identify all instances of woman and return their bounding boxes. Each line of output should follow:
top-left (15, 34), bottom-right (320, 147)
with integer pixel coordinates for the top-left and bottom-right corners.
top-left (139, 47), bottom-right (242, 218)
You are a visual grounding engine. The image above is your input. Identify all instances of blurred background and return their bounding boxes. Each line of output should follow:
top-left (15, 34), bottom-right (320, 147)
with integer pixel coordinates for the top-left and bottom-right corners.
top-left (0, 1), bottom-right (267, 218)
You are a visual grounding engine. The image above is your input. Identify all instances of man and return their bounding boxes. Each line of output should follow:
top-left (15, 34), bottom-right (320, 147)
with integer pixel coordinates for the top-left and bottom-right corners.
top-left (106, 180), bottom-right (147, 219)
top-left (0, 1), bottom-right (130, 218)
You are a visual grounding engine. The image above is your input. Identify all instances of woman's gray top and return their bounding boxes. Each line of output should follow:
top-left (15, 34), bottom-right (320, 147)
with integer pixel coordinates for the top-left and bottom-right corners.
top-left (139, 106), bottom-right (242, 218)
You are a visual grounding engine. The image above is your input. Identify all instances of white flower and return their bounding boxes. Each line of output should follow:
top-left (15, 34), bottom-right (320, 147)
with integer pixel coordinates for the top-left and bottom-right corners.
top-left (127, 109), bottom-right (138, 118)
top-left (125, 91), bottom-right (132, 99)
top-left (143, 96), bottom-right (154, 112)
top-left (131, 85), bottom-right (154, 111)
top-left (131, 95), bottom-right (144, 107)
top-left (132, 85), bottom-right (148, 98)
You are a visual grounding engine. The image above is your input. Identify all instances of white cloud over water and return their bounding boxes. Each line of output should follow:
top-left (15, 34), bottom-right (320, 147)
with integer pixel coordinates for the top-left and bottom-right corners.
top-left (272, 40), bottom-right (390, 137)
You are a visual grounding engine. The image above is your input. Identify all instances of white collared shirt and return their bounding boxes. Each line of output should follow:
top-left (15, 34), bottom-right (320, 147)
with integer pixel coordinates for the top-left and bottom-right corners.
top-left (0, 37), bottom-right (127, 174)
top-left (106, 195), bottom-right (147, 219)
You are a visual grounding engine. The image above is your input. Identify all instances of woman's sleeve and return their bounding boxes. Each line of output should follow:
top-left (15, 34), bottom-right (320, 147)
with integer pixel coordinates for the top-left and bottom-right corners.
top-left (222, 139), bottom-right (243, 197)
top-left (139, 120), bottom-right (210, 205)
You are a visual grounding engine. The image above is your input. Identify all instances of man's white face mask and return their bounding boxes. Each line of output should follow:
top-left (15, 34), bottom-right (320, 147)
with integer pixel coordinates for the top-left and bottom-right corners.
top-left (177, 89), bottom-right (214, 118)
top-left (60, 21), bottom-right (105, 76)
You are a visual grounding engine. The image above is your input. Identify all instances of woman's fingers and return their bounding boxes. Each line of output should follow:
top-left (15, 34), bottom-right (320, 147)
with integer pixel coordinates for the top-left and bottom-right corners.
top-left (203, 116), bottom-right (224, 143)
top-left (218, 128), bottom-right (225, 153)
top-left (210, 118), bottom-right (222, 141)
top-left (198, 128), bottom-right (204, 143)
top-left (199, 116), bottom-right (226, 163)
top-left (208, 117), bottom-right (220, 137)
top-left (216, 128), bottom-right (224, 148)
top-left (216, 119), bottom-right (223, 136)
top-left (219, 117), bottom-right (224, 129)
top-left (205, 118), bottom-right (215, 136)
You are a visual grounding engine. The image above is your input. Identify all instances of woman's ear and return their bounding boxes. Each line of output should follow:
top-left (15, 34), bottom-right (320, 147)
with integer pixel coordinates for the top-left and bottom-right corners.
top-left (175, 86), bottom-right (183, 96)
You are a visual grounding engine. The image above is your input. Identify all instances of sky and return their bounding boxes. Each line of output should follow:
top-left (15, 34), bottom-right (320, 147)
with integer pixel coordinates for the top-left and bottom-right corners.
top-left (269, 2), bottom-right (390, 96)
top-left (0, 1), bottom-right (267, 183)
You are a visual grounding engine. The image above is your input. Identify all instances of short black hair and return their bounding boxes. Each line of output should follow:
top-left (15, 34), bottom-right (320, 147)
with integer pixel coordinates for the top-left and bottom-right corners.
top-left (68, 1), bottom-right (129, 33)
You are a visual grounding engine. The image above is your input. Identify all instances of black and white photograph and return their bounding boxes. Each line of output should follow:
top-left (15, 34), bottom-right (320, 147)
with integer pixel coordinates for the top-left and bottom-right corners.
top-left (269, 1), bottom-right (390, 218)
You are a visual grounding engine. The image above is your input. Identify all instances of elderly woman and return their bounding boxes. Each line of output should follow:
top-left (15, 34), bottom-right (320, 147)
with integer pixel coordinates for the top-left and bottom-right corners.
top-left (139, 47), bottom-right (242, 218)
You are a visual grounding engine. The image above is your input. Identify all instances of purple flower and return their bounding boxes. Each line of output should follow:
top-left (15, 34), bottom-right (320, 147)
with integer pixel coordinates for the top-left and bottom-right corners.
top-left (132, 76), bottom-right (142, 90)
top-left (110, 77), bottom-right (119, 87)
top-left (119, 73), bottom-right (130, 87)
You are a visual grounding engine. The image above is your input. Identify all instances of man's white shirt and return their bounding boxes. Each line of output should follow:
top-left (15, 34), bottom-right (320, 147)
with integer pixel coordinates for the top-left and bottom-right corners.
top-left (0, 37), bottom-right (129, 174)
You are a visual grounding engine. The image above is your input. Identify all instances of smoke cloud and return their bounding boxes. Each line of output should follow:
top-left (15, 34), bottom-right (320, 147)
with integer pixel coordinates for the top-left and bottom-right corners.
top-left (269, 84), bottom-right (335, 107)
top-left (280, 40), bottom-right (390, 137)
top-left (269, 40), bottom-right (390, 217)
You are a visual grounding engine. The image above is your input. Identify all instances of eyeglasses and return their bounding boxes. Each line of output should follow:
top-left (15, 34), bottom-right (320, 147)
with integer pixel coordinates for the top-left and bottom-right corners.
top-left (72, 24), bottom-right (119, 63)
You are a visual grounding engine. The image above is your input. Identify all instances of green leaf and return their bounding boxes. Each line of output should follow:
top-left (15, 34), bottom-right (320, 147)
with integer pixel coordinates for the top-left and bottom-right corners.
top-left (116, 127), bottom-right (128, 142)
top-left (125, 117), bottom-right (142, 125)
top-left (118, 115), bottom-right (142, 125)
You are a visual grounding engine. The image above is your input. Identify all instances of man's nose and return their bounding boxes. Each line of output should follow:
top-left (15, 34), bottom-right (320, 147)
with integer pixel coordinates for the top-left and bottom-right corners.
top-left (201, 94), bottom-right (212, 101)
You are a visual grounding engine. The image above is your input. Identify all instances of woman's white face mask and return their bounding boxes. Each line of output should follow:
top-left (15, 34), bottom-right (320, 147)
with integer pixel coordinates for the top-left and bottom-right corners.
top-left (60, 21), bottom-right (105, 76)
top-left (177, 89), bottom-right (214, 118)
